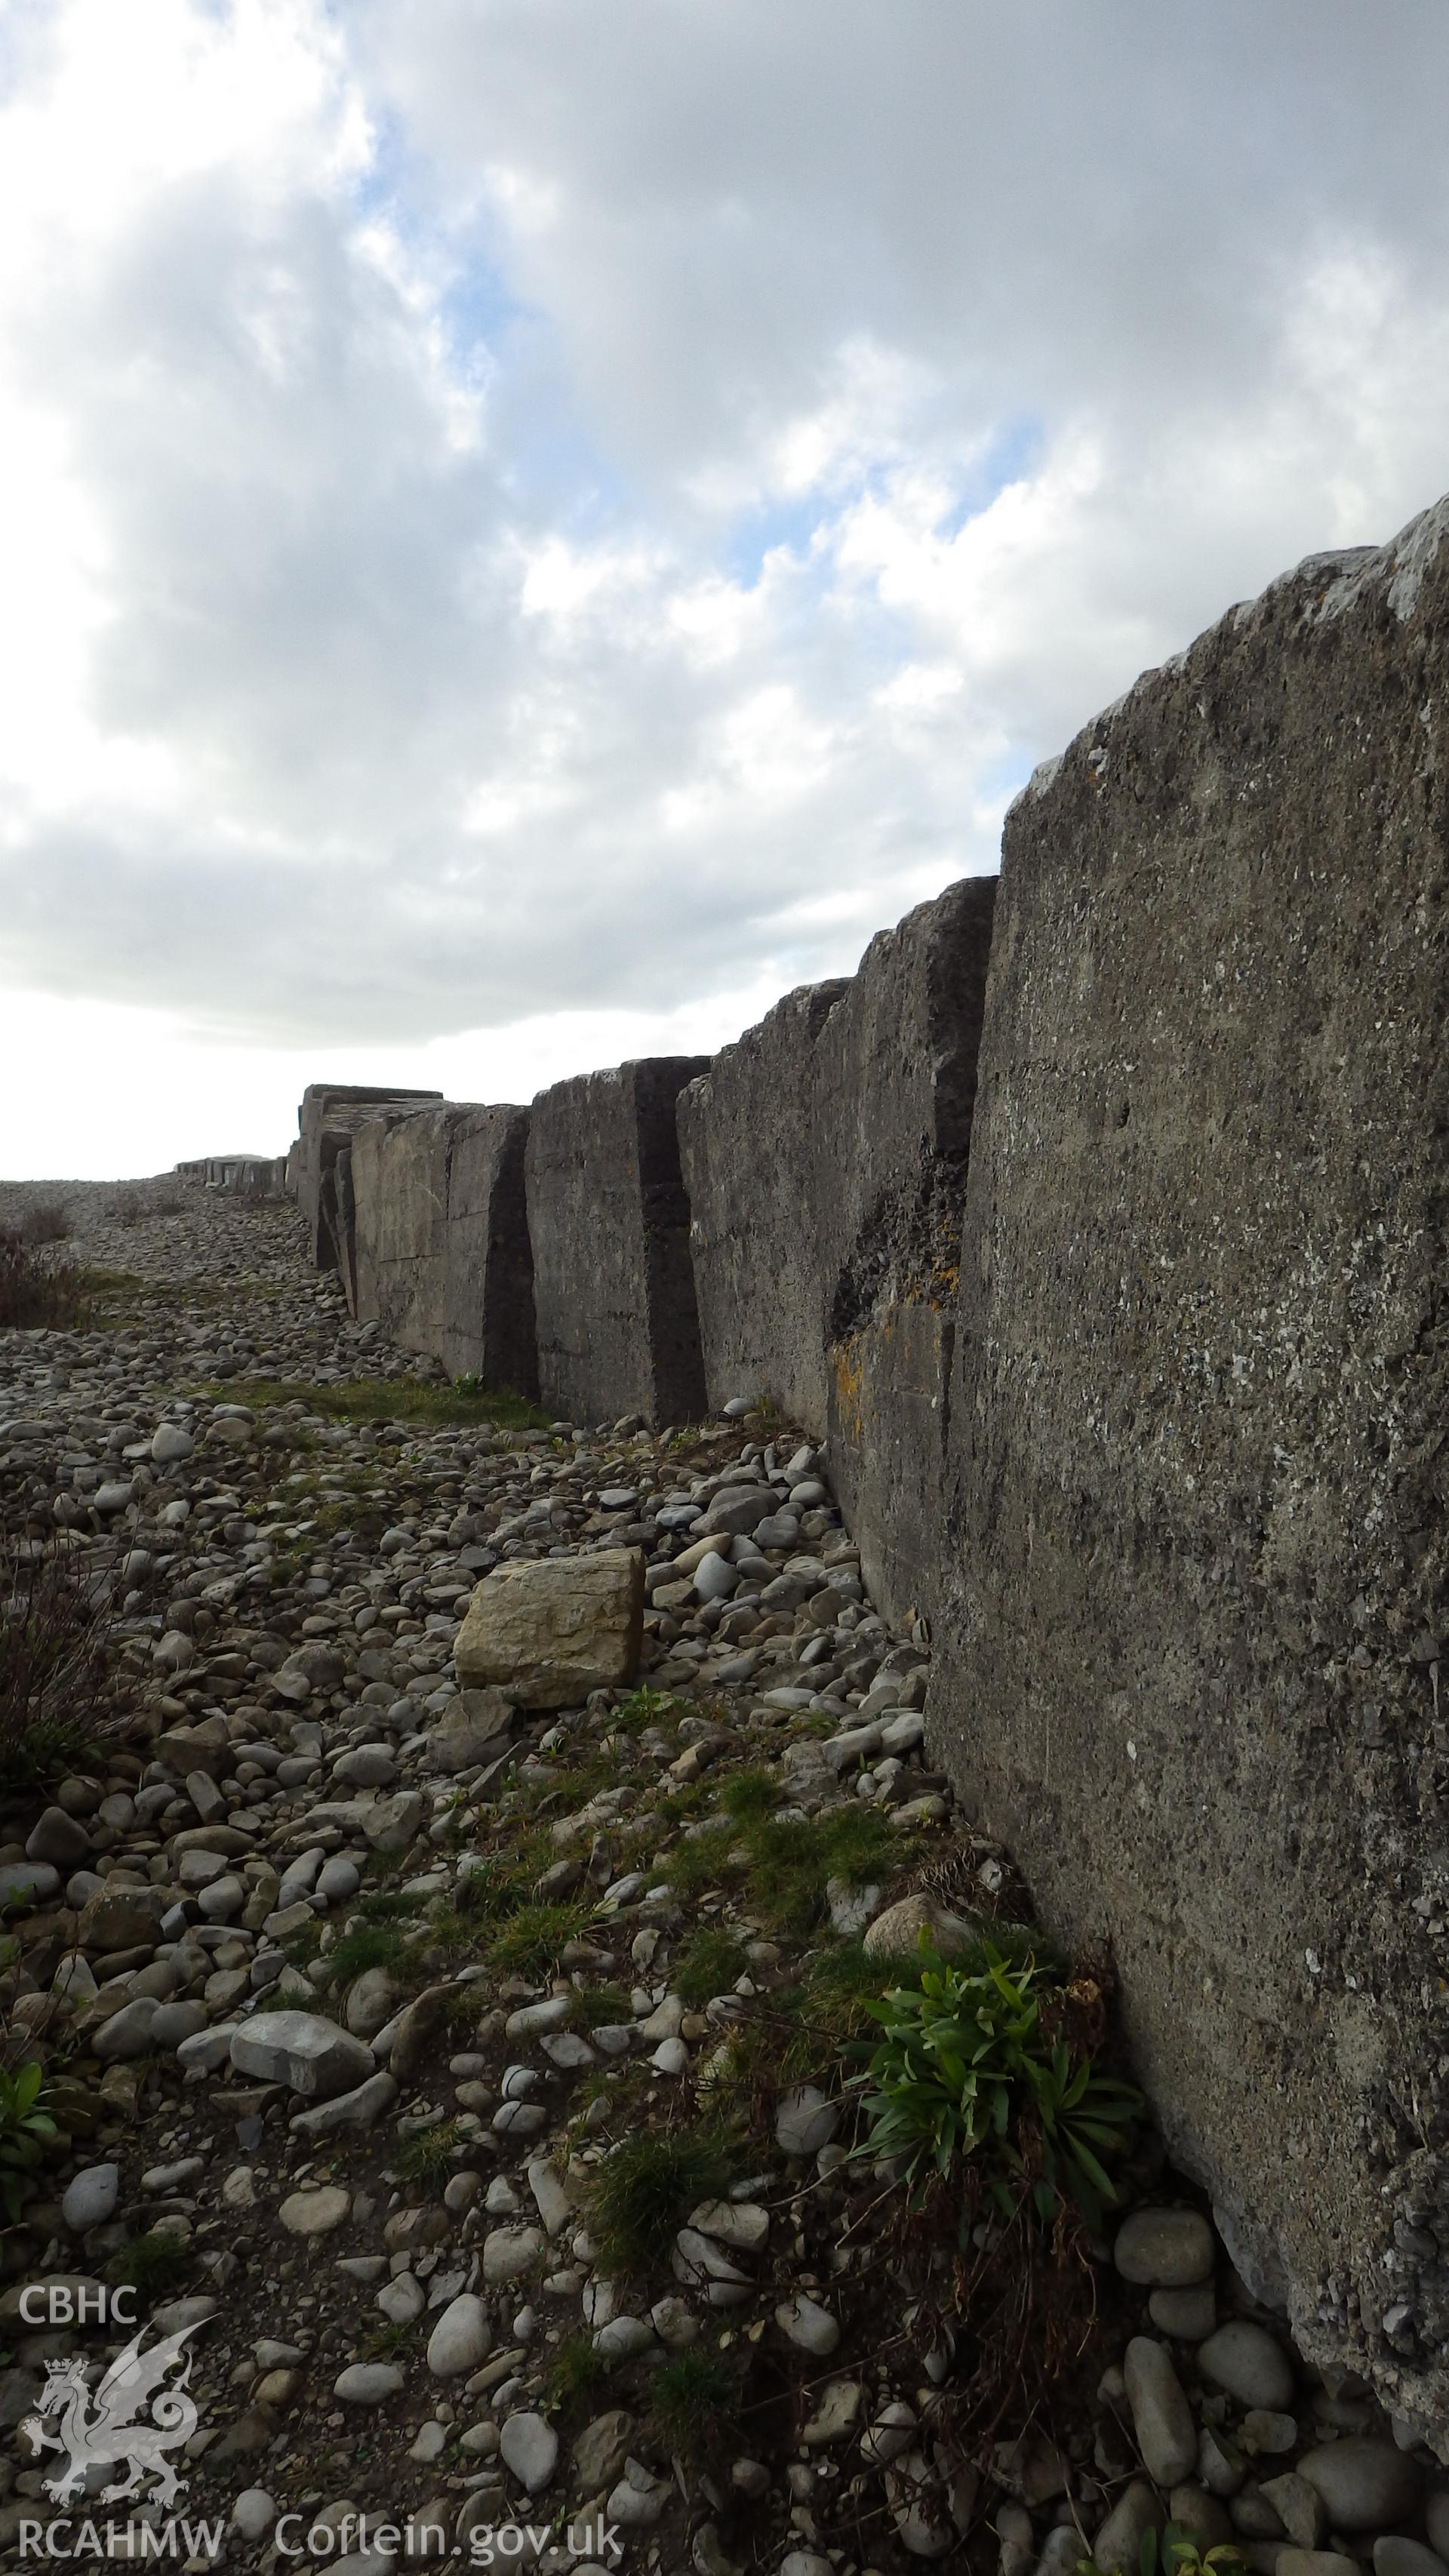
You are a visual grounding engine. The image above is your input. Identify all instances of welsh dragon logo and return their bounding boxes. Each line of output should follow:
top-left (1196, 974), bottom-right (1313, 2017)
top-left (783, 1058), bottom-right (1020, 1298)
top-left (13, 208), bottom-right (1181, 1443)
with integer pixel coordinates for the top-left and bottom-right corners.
top-left (20, 2321), bottom-right (200, 2507)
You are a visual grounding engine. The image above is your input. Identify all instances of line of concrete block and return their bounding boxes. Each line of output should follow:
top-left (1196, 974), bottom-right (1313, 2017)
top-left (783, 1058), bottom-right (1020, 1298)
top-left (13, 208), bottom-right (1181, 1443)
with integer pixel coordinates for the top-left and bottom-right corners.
top-left (266, 486), bottom-right (1449, 2432)
top-left (292, 1082), bottom-right (445, 1273)
top-left (174, 1154), bottom-right (289, 1195)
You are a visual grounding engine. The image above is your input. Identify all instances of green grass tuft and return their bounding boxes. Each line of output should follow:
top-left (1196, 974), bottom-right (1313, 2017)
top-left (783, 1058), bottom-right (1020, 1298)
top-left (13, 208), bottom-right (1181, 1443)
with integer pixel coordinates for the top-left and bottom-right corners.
top-left (397, 2117), bottom-right (464, 2184)
top-left (584, 2125), bottom-right (739, 2278)
top-left (671, 1927), bottom-right (749, 2008)
top-left (648, 2346), bottom-right (740, 2459)
top-left (485, 1900), bottom-right (595, 1979)
top-left (659, 1824), bottom-right (737, 1900)
top-left (717, 1767), bottom-right (781, 1825)
top-left (543, 2330), bottom-right (609, 2414)
top-left (328, 1920), bottom-right (409, 1983)
top-left (198, 1375), bottom-right (550, 1430)
top-left (738, 1804), bottom-right (900, 1937)
top-left (104, 2233), bottom-right (193, 2301)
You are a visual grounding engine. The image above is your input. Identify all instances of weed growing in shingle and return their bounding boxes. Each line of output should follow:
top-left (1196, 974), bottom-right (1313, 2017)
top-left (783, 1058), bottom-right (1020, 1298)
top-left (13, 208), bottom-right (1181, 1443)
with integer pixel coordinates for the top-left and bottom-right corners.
top-left (671, 1927), bottom-right (749, 2007)
top-left (717, 1767), bottom-right (781, 1826)
top-left (486, 1900), bottom-right (595, 1980)
top-left (648, 2346), bottom-right (740, 2459)
top-left (543, 2330), bottom-right (608, 2414)
top-left (739, 1805), bottom-right (900, 1937)
top-left (327, 1919), bottom-right (409, 1983)
top-left (584, 2125), bottom-right (739, 2278)
top-left (660, 1824), bottom-right (737, 1900)
top-left (105, 2234), bottom-right (193, 2302)
top-left (397, 2118), bottom-right (463, 2184)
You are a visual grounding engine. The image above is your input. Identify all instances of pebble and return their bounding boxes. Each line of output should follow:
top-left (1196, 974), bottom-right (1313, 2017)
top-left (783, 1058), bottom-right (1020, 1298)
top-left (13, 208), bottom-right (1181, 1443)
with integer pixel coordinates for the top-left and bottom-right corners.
top-left (1113, 2208), bottom-right (1216, 2287)
top-left (231, 2490), bottom-right (276, 2541)
top-left (230, 2010), bottom-right (375, 2099)
top-left (775, 2294), bottom-right (840, 2356)
top-left (483, 2227), bottom-right (544, 2287)
top-left (333, 2362), bottom-right (405, 2405)
top-left (607, 2458), bottom-right (673, 2528)
top-left (1198, 2318), bottom-right (1295, 2409)
top-left (426, 2294), bottom-right (492, 2377)
top-left (1277, 2557), bottom-right (1364, 2576)
top-left (1124, 2337), bottom-right (1198, 2485)
top-left (279, 2185), bottom-right (351, 2236)
top-left (1094, 2480), bottom-right (1165, 2574)
top-left (1260, 2473), bottom-right (1327, 2548)
top-left (776, 2084), bottom-right (840, 2156)
top-left (1149, 2284), bottom-right (1216, 2340)
top-left (1297, 2441), bottom-right (1426, 2531)
top-left (61, 2163), bottom-right (119, 2231)
top-left (1374, 2544), bottom-right (1449, 2576)
top-left (499, 2411), bottom-right (558, 2491)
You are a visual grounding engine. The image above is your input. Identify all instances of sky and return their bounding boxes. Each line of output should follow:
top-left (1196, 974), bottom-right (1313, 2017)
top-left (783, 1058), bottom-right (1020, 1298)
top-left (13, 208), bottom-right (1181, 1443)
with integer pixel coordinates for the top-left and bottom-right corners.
top-left (3, 2), bottom-right (1449, 1177)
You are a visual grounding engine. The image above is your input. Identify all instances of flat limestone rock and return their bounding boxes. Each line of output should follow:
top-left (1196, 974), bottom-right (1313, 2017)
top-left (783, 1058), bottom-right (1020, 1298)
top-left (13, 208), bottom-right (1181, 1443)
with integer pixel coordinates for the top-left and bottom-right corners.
top-left (423, 1688), bottom-right (516, 1771)
top-left (229, 2011), bottom-right (375, 2101)
top-left (454, 1549), bottom-right (645, 1708)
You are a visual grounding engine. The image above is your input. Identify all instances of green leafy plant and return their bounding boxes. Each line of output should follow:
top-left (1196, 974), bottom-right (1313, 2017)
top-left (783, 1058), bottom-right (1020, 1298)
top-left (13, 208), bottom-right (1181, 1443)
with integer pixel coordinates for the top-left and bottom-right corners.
top-left (1080, 2526), bottom-right (1246, 2576)
top-left (607, 1686), bottom-right (684, 1735)
top-left (851, 1944), bottom-right (1141, 2226)
top-left (0, 2060), bottom-right (58, 2219)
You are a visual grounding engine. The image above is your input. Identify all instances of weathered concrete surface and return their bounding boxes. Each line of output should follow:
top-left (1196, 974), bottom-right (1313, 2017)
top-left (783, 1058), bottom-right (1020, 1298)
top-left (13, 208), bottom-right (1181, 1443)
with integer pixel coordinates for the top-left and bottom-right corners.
top-left (678, 980), bottom-right (850, 1428)
top-left (934, 496), bottom-right (1449, 2438)
top-left (821, 881), bottom-right (995, 1626)
top-left (678, 877), bottom-right (995, 1621)
top-left (294, 1084), bottom-right (442, 1271)
top-left (175, 1156), bottom-right (288, 1193)
top-left (350, 1103), bottom-right (537, 1394)
top-left (440, 1106), bottom-right (537, 1392)
top-left (526, 1059), bottom-right (708, 1426)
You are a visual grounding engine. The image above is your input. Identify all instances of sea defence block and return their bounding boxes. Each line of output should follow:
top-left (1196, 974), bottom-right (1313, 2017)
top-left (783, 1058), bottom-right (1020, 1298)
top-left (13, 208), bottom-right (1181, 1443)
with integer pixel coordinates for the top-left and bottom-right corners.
top-left (678, 876), bottom-right (996, 1623)
top-left (294, 1082), bottom-right (443, 1270)
top-left (350, 1102), bottom-right (537, 1394)
top-left (934, 497), bottom-right (1449, 2435)
top-left (525, 1058), bottom-right (708, 1426)
top-left (174, 1156), bottom-right (287, 1193)
top-left (678, 980), bottom-right (850, 1430)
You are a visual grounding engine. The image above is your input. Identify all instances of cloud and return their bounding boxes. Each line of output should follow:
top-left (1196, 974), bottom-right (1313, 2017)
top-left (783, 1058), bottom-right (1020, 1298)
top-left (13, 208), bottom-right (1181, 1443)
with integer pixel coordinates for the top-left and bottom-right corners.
top-left (4, 0), bottom-right (1449, 1167)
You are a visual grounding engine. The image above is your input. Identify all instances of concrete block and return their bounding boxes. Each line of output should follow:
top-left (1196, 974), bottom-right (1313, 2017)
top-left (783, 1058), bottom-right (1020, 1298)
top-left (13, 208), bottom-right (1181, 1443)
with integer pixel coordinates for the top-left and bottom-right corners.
top-left (525, 1057), bottom-right (709, 1425)
top-left (678, 980), bottom-right (849, 1430)
top-left (350, 1103), bottom-right (537, 1393)
top-left (678, 876), bottom-right (995, 1620)
top-left (294, 1083), bottom-right (443, 1270)
top-left (934, 492), bottom-right (1449, 2436)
